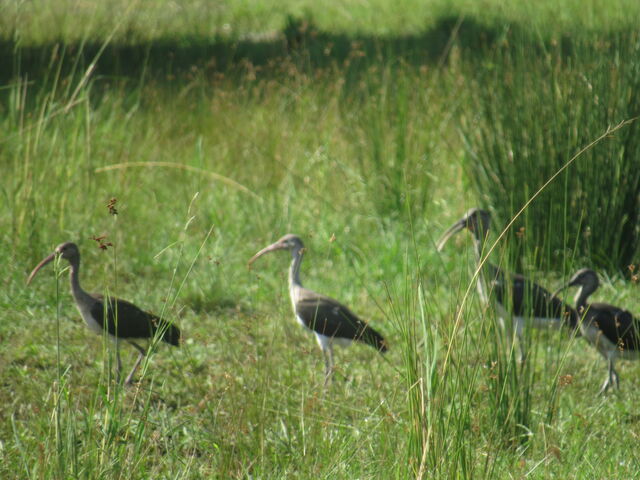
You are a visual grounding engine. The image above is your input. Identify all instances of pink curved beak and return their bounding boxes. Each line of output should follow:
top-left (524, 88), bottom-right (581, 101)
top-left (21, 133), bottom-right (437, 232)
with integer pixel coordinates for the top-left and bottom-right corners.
top-left (436, 218), bottom-right (467, 252)
top-left (551, 276), bottom-right (580, 300)
top-left (551, 284), bottom-right (566, 299)
top-left (26, 252), bottom-right (56, 285)
top-left (248, 240), bottom-right (288, 266)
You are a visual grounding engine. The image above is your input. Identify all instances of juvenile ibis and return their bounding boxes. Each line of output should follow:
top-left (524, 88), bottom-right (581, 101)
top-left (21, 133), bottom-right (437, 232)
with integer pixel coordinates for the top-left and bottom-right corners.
top-left (437, 208), bottom-right (578, 360)
top-left (248, 234), bottom-right (387, 384)
top-left (554, 268), bottom-right (640, 394)
top-left (27, 242), bottom-right (181, 385)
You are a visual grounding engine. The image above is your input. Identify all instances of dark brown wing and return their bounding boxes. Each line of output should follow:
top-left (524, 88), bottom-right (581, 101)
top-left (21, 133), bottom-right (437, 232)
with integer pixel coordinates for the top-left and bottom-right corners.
top-left (488, 264), bottom-right (577, 326)
top-left (90, 294), bottom-right (180, 345)
top-left (295, 291), bottom-right (387, 352)
top-left (585, 302), bottom-right (640, 352)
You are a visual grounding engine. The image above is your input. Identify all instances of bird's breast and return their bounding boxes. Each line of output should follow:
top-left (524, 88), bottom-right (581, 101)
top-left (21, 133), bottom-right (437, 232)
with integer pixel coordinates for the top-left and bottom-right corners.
top-left (314, 332), bottom-right (352, 350)
top-left (295, 314), bottom-right (308, 329)
top-left (76, 302), bottom-right (104, 335)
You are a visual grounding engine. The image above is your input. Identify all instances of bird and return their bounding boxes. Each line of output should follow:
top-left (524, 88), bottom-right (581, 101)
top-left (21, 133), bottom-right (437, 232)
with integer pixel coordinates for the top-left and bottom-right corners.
top-left (27, 242), bottom-right (181, 385)
top-left (248, 234), bottom-right (387, 384)
top-left (437, 208), bottom-right (578, 361)
top-left (553, 268), bottom-right (640, 394)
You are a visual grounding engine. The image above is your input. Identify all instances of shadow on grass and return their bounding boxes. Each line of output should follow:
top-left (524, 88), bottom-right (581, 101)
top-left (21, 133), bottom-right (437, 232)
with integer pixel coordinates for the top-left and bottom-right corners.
top-left (0, 15), bottom-right (553, 84)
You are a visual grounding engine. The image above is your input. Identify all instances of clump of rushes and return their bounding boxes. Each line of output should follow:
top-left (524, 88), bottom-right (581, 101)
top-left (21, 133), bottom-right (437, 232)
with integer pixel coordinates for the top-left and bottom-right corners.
top-left (459, 30), bottom-right (640, 272)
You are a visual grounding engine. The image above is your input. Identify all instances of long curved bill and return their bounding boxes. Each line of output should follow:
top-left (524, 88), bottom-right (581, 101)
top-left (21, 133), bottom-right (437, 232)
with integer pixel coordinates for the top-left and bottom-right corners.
top-left (436, 218), bottom-right (467, 252)
top-left (248, 240), bottom-right (287, 266)
top-left (551, 277), bottom-right (579, 300)
top-left (26, 252), bottom-right (56, 285)
top-left (550, 282), bottom-right (581, 333)
top-left (550, 285), bottom-right (566, 299)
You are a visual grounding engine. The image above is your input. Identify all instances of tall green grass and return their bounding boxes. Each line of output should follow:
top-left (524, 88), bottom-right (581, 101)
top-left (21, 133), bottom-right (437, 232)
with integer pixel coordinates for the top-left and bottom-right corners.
top-left (2, 5), bottom-right (640, 479)
top-left (459, 31), bottom-right (640, 272)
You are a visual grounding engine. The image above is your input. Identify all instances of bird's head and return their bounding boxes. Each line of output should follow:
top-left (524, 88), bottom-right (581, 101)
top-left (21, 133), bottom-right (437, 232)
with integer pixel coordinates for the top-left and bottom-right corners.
top-left (437, 208), bottom-right (491, 251)
top-left (552, 268), bottom-right (600, 300)
top-left (248, 234), bottom-right (305, 266)
top-left (27, 242), bottom-right (80, 285)
top-left (566, 268), bottom-right (599, 290)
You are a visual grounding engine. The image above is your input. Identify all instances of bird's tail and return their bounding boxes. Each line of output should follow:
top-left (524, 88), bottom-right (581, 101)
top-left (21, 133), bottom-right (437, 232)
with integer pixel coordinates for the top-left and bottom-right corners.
top-left (359, 325), bottom-right (388, 353)
top-left (158, 321), bottom-right (181, 346)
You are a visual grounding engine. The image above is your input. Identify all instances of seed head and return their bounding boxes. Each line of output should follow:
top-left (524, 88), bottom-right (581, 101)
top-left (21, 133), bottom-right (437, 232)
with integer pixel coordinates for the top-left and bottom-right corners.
top-left (107, 198), bottom-right (118, 216)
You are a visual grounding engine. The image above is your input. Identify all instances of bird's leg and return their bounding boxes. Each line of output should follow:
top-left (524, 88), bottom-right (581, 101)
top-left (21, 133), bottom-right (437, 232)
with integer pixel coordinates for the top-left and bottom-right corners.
top-left (598, 376), bottom-right (610, 395)
top-left (501, 315), bottom-right (520, 363)
top-left (116, 351), bottom-right (122, 383)
top-left (124, 342), bottom-right (146, 386)
top-left (514, 318), bottom-right (526, 365)
top-left (599, 358), bottom-right (615, 395)
top-left (323, 345), bottom-right (334, 387)
top-left (115, 340), bottom-right (123, 383)
top-left (612, 361), bottom-right (620, 390)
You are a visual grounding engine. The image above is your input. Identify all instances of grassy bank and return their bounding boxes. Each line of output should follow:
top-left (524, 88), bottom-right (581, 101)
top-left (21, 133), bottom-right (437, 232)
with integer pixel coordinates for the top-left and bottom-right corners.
top-left (2, 0), bottom-right (640, 43)
top-left (1, 2), bottom-right (639, 478)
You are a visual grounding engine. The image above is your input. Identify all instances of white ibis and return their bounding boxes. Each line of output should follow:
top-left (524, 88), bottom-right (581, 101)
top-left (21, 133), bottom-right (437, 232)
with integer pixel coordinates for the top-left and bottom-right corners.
top-left (554, 268), bottom-right (640, 394)
top-left (437, 208), bottom-right (578, 361)
top-left (248, 234), bottom-right (388, 384)
top-left (27, 242), bottom-right (181, 385)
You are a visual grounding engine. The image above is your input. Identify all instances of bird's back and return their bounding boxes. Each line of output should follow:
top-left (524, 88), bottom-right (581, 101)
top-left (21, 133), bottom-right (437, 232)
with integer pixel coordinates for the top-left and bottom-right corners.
top-left (488, 266), bottom-right (577, 326)
top-left (89, 294), bottom-right (181, 345)
top-left (581, 302), bottom-right (640, 352)
top-left (294, 288), bottom-right (387, 352)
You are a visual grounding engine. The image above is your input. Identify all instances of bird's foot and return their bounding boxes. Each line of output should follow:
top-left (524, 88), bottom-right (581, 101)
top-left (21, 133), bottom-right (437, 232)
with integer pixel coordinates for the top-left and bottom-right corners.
top-left (598, 379), bottom-right (611, 396)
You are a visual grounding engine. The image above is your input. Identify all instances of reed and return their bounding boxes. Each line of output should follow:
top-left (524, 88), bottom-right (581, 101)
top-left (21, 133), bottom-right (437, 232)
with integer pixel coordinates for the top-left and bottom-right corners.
top-left (459, 30), bottom-right (640, 272)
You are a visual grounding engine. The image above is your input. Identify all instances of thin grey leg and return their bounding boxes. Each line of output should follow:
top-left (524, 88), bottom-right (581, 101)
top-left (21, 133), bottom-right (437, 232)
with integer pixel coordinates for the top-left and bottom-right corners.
top-left (323, 345), bottom-right (334, 387)
top-left (116, 342), bottom-right (122, 382)
top-left (499, 315), bottom-right (518, 362)
top-left (612, 362), bottom-right (620, 390)
top-left (599, 358), bottom-right (615, 395)
top-left (124, 342), bottom-right (146, 385)
top-left (513, 317), bottom-right (527, 364)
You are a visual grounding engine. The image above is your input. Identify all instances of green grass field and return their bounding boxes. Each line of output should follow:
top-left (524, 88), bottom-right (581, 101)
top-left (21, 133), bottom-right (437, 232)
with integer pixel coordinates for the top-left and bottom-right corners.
top-left (2, 1), bottom-right (640, 478)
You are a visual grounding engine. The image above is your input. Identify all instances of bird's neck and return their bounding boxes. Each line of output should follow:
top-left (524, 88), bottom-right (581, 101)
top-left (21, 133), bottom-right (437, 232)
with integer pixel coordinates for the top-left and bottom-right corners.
top-left (471, 231), bottom-right (496, 304)
top-left (68, 260), bottom-right (91, 305)
top-left (574, 285), bottom-right (593, 309)
top-left (472, 233), bottom-right (490, 276)
top-left (288, 247), bottom-right (303, 291)
top-left (472, 229), bottom-right (489, 262)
